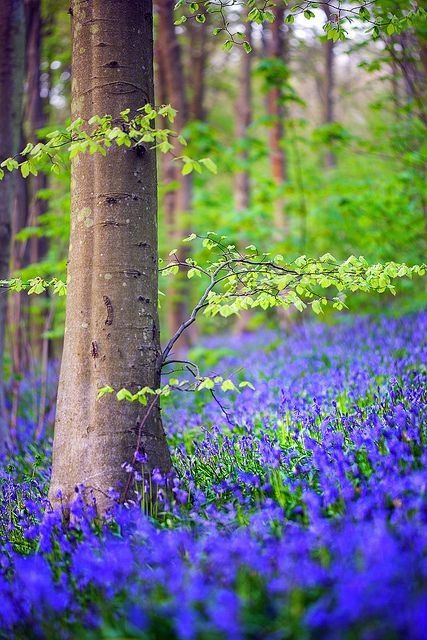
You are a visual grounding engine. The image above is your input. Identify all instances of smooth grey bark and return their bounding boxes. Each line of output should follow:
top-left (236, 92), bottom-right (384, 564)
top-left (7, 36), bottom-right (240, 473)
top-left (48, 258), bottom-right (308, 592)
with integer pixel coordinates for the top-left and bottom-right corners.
top-left (49, 0), bottom-right (171, 512)
top-left (0, 0), bottom-right (25, 454)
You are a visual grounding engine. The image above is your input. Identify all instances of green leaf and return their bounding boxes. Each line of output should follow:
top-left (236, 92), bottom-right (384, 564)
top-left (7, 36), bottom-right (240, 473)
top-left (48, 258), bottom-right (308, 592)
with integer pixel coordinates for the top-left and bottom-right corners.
top-left (52, 280), bottom-right (67, 296)
top-left (188, 268), bottom-right (202, 279)
top-left (116, 388), bottom-right (134, 402)
top-left (20, 162), bottom-right (30, 178)
top-left (27, 278), bottom-right (46, 295)
top-left (200, 157), bottom-right (217, 174)
top-left (97, 386), bottom-right (114, 399)
top-left (239, 381), bottom-right (255, 390)
top-left (198, 377), bottom-right (215, 390)
top-left (183, 233), bottom-right (197, 242)
top-left (221, 379), bottom-right (237, 392)
top-left (182, 162), bottom-right (193, 175)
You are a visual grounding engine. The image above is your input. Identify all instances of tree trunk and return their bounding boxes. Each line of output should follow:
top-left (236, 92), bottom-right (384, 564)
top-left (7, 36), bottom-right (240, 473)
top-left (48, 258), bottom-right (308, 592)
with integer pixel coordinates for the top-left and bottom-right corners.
top-left (323, 5), bottom-right (336, 168)
top-left (9, 0), bottom-right (48, 421)
top-left (0, 0), bottom-right (25, 454)
top-left (8, 129), bottom-right (29, 441)
top-left (235, 15), bottom-right (252, 212)
top-left (267, 5), bottom-right (288, 236)
top-left (188, 16), bottom-right (207, 122)
top-left (49, 0), bottom-right (171, 513)
top-left (26, 0), bottom-right (48, 270)
top-left (157, 0), bottom-right (193, 352)
top-left (156, 40), bottom-right (175, 236)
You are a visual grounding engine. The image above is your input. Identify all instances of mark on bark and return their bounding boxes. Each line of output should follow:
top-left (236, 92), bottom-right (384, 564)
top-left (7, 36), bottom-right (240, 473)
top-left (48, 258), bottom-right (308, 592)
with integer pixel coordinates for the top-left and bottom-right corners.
top-left (80, 82), bottom-right (147, 97)
top-left (103, 60), bottom-right (119, 68)
top-left (91, 341), bottom-right (99, 358)
top-left (103, 296), bottom-right (113, 325)
top-left (123, 269), bottom-right (141, 278)
top-left (135, 143), bottom-right (146, 158)
top-left (100, 192), bottom-right (140, 204)
top-left (100, 219), bottom-right (127, 227)
top-left (0, 222), bottom-right (11, 242)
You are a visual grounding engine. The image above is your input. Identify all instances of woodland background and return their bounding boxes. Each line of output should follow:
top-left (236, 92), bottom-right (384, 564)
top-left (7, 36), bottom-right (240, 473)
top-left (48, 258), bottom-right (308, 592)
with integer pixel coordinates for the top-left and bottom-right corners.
top-left (3, 0), bottom-right (426, 383)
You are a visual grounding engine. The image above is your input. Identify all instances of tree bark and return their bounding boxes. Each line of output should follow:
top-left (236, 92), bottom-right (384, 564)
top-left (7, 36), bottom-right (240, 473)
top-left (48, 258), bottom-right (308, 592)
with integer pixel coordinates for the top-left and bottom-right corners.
top-left (235, 15), bottom-right (252, 212)
top-left (0, 0), bottom-right (25, 454)
top-left (49, 0), bottom-right (171, 513)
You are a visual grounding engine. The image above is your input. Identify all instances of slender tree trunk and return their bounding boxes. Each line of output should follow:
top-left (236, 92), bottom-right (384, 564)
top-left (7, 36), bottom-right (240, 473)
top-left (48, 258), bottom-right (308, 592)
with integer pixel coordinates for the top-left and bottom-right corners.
top-left (235, 15), bottom-right (252, 212)
top-left (0, 0), bottom-right (25, 454)
top-left (49, 0), bottom-right (171, 513)
top-left (267, 5), bottom-right (288, 236)
top-left (157, 0), bottom-right (192, 351)
top-left (26, 0), bottom-right (48, 274)
top-left (8, 141), bottom-right (28, 442)
top-left (188, 17), bottom-right (207, 122)
top-left (323, 5), bottom-right (336, 168)
top-left (9, 0), bottom-right (48, 431)
top-left (156, 41), bottom-right (175, 236)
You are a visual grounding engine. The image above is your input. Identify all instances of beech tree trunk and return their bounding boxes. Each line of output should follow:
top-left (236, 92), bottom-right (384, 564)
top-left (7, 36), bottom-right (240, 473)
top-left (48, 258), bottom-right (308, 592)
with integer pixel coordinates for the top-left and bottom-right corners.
top-left (0, 0), bottom-right (25, 454)
top-left (267, 5), bottom-right (288, 236)
top-left (49, 0), bottom-right (171, 512)
top-left (235, 15), bottom-right (252, 212)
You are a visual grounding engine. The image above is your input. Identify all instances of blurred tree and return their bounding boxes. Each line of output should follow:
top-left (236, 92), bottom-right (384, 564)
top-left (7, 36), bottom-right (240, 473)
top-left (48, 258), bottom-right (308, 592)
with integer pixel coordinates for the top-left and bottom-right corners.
top-left (157, 0), bottom-right (193, 350)
top-left (0, 0), bottom-right (25, 452)
top-left (322, 3), bottom-right (336, 168)
top-left (9, 0), bottom-right (48, 430)
top-left (267, 5), bottom-right (288, 236)
top-left (234, 9), bottom-right (252, 212)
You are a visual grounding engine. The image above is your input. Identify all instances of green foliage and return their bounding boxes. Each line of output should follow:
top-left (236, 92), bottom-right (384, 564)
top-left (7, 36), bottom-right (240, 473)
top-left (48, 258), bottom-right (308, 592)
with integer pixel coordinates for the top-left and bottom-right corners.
top-left (175, 0), bottom-right (427, 47)
top-left (161, 234), bottom-right (426, 319)
top-left (1, 277), bottom-right (66, 296)
top-left (0, 104), bottom-right (217, 182)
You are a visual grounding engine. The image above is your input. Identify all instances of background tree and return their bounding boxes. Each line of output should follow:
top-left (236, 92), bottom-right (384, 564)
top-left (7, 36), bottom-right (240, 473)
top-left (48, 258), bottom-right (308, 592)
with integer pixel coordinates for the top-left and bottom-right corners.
top-left (0, 0), bottom-right (25, 453)
top-left (234, 10), bottom-right (253, 212)
top-left (267, 4), bottom-right (288, 236)
top-left (322, 3), bottom-right (336, 168)
top-left (157, 0), bottom-right (193, 349)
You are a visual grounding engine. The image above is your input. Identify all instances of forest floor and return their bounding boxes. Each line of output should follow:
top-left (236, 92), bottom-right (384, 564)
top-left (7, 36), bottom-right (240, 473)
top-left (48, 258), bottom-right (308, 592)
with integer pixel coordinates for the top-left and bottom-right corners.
top-left (1, 312), bottom-right (426, 639)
